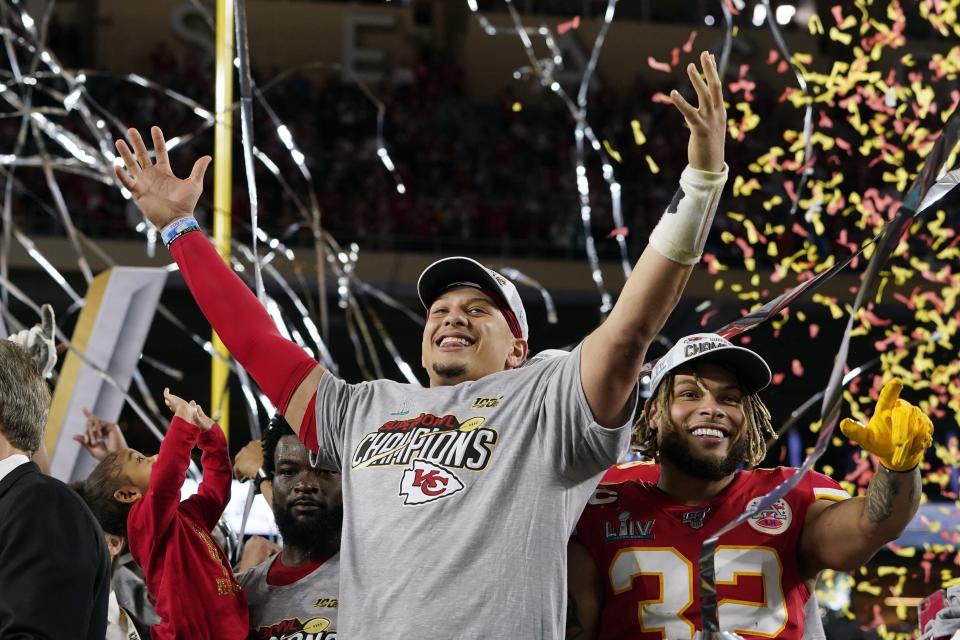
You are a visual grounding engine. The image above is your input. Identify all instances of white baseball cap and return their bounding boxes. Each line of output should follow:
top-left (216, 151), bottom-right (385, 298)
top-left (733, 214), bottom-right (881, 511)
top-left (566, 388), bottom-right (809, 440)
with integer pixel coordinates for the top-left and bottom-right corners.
top-left (417, 257), bottom-right (529, 340)
top-left (649, 333), bottom-right (771, 396)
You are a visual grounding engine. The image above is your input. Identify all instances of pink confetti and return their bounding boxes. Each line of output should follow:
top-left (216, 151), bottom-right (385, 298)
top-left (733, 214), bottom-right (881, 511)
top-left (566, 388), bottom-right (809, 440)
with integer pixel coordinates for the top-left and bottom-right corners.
top-left (728, 65), bottom-right (756, 102)
top-left (734, 237), bottom-right (755, 259)
top-left (791, 359), bottom-right (804, 376)
top-left (680, 30), bottom-right (697, 53)
top-left (771, 372), bottom-right (785, 385)
top-left (830, 4), bottom-right (846, 27)
top-left (607, 226), bottom-right (628, 238)
top-left (647, 57), bottom-right (673, 74)
top-left (700, 308), bottom-right (719, 327)
top-left (808, 324), bottom-right (819, 339)
top-left (557, 15), bottom-right (580, 35)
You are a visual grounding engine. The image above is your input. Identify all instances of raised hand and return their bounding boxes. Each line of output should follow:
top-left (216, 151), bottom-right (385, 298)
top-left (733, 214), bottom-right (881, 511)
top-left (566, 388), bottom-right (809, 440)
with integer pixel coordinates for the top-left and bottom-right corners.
top-left (234, 439), bottom-right (264, 481)
top-left (840, 378), bottom-right (934, 472)
top-left (114, 126), bottom-right (211, 230)
top-left (163, 388), bottom-right (215, 432)
top-left (73, 408), bottom-right (127, 461)
top-left (669, 51), bottom-right (727, 173)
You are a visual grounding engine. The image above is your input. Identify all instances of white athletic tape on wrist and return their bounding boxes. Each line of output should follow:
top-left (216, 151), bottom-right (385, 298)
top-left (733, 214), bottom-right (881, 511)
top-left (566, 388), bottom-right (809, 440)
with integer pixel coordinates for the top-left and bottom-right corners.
top-left (648, 164), bottom-right (728, 265)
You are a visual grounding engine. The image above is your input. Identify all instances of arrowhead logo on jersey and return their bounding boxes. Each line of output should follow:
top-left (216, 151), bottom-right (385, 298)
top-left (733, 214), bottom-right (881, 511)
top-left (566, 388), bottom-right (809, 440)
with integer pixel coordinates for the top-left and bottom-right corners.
top-left (399, 459), bottom-right (465, 505)
top-left (680, 507), bottom-right (711, 530)
top-left (745, 496), bottom-right (793, 535)
top-left (604, 511), bottom-right (655, 542)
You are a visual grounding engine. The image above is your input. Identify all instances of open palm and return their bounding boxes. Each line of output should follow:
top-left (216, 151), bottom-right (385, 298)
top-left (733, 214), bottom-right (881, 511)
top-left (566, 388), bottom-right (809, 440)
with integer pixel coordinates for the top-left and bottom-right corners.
top-left (114, 126), bottom-right (211, 229)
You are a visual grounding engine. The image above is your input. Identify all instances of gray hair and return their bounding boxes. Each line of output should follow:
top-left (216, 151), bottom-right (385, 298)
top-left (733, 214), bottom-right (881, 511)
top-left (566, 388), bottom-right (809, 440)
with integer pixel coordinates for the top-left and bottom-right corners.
top-left (0, 341), bottom-right (51, 452)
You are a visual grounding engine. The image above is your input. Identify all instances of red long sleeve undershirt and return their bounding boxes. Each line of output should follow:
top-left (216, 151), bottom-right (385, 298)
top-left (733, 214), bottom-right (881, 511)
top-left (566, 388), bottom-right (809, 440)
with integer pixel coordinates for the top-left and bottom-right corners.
top-left (170, 230), bottom-right (319, 449)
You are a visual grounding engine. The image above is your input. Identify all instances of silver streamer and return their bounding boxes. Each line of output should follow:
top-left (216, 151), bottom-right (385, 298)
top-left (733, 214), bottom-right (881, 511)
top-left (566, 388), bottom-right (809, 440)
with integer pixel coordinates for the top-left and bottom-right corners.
top-left (495, 265), bottom-right (559, 324)
top-left (0, 1), bottom-right (426, 453)
top-left (233, 0), bottom-right (265, 303)
top-left (467, 0), bottom-right (627, 315)
top-left (758, 0), bottom-right (815, 215)
top-left (0, 273), bottom-right (200, 479)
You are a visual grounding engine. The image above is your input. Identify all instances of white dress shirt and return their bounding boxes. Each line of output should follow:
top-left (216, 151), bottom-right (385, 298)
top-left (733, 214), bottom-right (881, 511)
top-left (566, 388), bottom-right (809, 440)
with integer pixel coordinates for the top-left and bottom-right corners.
top-left (0, 453), bottom-right (29, 484)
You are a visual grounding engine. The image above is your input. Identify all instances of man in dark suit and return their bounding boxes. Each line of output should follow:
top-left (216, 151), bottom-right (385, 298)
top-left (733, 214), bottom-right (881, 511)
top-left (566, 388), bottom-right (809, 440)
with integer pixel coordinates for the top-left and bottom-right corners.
top-left (0, 337), bottom-right (111, 639)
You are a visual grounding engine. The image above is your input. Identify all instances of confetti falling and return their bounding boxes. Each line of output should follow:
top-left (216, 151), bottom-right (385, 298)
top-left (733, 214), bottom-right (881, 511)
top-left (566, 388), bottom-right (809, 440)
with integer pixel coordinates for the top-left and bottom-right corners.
top-left (685, 0), bottom-right (960, 630)
top-left (0, 0), bottom-right (958, 632)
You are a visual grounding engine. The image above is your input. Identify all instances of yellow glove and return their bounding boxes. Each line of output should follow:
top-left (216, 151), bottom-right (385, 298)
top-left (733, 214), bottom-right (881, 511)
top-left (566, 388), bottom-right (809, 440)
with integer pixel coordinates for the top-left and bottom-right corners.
top-left (839, 378), bottom-right (934, 472)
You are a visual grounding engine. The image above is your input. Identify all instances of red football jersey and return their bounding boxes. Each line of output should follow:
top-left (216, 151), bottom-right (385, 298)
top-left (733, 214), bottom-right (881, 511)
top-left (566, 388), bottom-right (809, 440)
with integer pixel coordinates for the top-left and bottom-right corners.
top-left (576, 466), bottom-right (849, 640)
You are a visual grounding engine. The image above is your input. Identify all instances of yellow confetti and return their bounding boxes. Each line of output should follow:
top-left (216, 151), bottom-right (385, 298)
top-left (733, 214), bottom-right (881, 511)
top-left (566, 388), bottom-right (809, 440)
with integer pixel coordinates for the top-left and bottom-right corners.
top-left (602, 140), bottom-right (622, 163)
top-left (644, 154), bottom-right (659, 174)
top-left (630, 119), bottom-right (646, 146)
top-left (829, 27), bottom-right (853, 45)
top-left (808, 13), bottom-right (824, 35)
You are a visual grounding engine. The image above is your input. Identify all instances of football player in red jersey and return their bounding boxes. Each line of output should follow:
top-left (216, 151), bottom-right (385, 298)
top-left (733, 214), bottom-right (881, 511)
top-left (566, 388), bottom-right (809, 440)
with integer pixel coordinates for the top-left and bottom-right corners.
top-left (568, 333), bottom-right (933, 640)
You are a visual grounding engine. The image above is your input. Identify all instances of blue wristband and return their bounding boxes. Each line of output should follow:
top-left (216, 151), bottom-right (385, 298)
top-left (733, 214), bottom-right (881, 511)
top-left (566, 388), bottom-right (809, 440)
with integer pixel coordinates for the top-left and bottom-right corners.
top-left (160, 217), bottom-right (200, 248)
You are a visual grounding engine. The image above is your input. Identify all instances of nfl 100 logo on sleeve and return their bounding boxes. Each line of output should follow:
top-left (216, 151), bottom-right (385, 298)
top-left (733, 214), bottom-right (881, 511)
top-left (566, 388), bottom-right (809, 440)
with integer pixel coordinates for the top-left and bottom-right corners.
top-left (350, 411), bottom-right (499, 505)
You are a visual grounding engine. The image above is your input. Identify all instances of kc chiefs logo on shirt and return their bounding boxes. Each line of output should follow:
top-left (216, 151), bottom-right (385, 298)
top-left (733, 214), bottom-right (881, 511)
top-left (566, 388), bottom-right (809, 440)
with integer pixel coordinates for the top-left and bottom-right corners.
top-left (351, 412), bottom-right (500, 505)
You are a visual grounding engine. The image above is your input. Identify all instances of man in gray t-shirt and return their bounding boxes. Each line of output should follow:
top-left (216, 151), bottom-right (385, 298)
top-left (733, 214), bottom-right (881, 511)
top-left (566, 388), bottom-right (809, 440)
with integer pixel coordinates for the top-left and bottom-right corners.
top-left (237, 417), bottom-right (342, 640)
top-left (120, 51), bottom-right (727, 639)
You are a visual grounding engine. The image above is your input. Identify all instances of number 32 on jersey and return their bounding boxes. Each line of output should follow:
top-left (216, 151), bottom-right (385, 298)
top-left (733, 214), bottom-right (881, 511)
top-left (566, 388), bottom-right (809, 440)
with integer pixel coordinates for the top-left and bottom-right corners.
top-left (610, 545), bottom-right (787, 638)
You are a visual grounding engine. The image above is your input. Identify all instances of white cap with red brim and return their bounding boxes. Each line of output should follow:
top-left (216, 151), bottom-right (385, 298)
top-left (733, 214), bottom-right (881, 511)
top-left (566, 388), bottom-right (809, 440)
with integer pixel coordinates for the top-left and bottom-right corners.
top-left (417, 256), bottom-right (529, 341)
top-left (649, 333), bottom-right (772, 396)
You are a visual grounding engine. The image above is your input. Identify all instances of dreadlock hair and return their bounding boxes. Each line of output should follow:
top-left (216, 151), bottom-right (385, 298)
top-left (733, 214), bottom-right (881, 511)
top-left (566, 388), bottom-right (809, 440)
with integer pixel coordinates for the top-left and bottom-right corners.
top-left (632, 370), bottom-right (774, 468)
top-left (262, 414), bottom-right (296, 479)
top-left (69, 451), bottom-right (133, 536)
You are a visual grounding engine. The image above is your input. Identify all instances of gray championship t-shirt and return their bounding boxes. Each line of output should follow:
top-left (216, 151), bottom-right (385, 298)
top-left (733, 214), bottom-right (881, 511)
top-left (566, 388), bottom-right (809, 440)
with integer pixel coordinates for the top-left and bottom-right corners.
top-left (237, 553), bottom-right (339, 640)
top-left (313, 343), bottom-right (633, 638)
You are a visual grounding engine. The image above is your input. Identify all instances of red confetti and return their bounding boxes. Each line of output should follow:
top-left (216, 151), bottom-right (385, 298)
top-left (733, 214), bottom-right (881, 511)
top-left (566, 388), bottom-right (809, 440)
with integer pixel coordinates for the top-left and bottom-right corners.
top-left (771, 372), bottom-right (785, 386)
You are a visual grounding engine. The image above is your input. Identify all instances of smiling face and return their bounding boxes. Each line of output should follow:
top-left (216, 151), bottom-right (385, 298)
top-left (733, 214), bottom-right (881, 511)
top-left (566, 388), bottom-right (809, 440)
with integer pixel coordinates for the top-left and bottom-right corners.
top-left (421, 286), bottom-right (527, 387)
top-left (271, 435), bottom-right (343, 552)
top-left (651, 362), bottom-right (749, 481)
